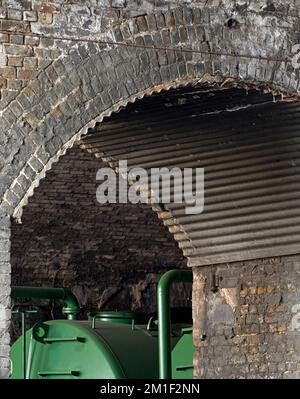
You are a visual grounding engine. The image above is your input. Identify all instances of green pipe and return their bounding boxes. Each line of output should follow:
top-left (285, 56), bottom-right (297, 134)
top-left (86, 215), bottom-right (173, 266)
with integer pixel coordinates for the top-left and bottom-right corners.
top-left (157, 269), bottom-right (193, 379)
top-left (12, 308), bottom-right (37, 379)
top-left (11, 286), bottom-right (80, 320)
top-left (21, 311), bottom-right (26, 379)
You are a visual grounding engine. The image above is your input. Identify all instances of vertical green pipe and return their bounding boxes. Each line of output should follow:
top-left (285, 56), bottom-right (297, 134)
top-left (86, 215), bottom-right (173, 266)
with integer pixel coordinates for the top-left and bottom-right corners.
top-left (157, 269), bottom-right (193, 379)
top-left (21, 311), bottom-right (26, 380)
top-left (158, 275), bottom-right (171, 379)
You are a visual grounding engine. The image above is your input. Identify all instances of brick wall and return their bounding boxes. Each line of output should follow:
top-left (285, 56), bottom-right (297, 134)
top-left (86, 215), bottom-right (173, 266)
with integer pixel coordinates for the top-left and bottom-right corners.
top-left (0, 0), bottom-right (298, 111)
top-left (10, 144), bottom-right (189, 337)
top-left (0, 213), bottom-right (10, 378)
top-left (2, 0), bottom-right (300, 379)
top-left (193, 256), bottom-right (300, 379)
top-left (1, 0), bottom-right (299, 223)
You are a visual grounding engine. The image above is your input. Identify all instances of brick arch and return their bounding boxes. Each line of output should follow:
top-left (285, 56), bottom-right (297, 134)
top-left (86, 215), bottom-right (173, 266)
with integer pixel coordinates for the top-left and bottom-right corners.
top-left (1, 2), bottom-right (300, 380)
top-left (1, 5), bottom-right (299, 222)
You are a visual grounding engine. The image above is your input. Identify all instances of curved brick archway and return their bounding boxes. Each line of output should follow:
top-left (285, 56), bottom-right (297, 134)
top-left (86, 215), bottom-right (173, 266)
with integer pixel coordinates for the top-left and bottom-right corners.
top-left (1, 4), bottom-right (300, 221)
top-left (2, 1), bottom-right (300, 379)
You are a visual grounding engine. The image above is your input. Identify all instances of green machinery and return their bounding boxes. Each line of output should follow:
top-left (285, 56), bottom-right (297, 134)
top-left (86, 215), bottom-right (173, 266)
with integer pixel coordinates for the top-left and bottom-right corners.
top-left (10, 270), bottom-right (194, 379)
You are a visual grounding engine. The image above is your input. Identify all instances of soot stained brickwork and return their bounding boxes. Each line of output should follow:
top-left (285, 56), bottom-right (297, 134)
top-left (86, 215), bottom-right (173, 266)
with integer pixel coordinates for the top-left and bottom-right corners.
top-left (2, 0), bottom-right (300, 378)
top-left (10, 144), bottom-right (189, 338)
top-left (1, 0), bottom-right (300, 222)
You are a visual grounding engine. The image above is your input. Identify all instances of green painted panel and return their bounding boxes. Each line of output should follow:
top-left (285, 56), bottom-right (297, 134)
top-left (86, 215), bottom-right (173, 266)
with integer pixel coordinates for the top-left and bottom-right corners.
top-left (11, 319), bottom-right (193, 379)
top-left (171, 328), bottom-right (195, 379)
top-left (11, 320), bottom-right (164, 379)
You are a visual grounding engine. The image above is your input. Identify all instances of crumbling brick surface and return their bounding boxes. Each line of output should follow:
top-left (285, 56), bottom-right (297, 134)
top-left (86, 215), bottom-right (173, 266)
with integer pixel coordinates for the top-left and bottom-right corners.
top-left (1, 0), bottom-right (300, 378)
top-left (1, 1), bottom-right (300, 219)
top-left (193, 256), bottom-right (300, 379)
top-left (0, 212), bottom-right (10, 379)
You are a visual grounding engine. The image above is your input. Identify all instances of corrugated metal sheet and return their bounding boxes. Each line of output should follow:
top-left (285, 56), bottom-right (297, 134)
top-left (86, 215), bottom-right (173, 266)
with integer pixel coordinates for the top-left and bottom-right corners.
top-left (81, 86), bottom-right (300, 266)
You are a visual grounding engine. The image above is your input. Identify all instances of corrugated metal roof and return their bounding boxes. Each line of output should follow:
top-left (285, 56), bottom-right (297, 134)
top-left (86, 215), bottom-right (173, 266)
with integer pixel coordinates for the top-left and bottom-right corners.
top-left (81, 86), bottom-right (300, 267)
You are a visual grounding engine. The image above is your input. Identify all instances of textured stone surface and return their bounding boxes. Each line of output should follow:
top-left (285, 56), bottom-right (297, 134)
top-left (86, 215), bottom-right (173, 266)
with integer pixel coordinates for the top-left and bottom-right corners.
top-left (1, 1), bottom-right (300, 220)
top-left (193, 256), bottom-right (300, 379)
top-left (1, 0), bottom-right (300, 379)
top-left (0, 212), bottom-right (10, 379)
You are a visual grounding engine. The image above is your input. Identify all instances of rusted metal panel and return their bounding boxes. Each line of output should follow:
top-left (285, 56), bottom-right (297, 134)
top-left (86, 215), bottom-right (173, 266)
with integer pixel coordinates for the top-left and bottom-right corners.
top-left (81, 86), bottom-right (300, 266)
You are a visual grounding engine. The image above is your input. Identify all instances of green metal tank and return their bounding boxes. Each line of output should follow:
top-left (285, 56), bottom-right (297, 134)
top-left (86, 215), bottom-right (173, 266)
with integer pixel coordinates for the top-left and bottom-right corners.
top-left (171, 327), bottom-right (194, 379)
top-left (10, 312), bottom-right (191, 379)
top-left (10, 270), bottom-right (196, 379)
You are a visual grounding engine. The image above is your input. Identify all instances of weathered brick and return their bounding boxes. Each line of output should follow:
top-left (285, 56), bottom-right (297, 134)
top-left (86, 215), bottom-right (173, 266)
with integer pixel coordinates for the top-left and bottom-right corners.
top-left (38, 12), bottom-right (53, 24)
top-left (23, 10), bottom-right (37, 22)
top-left (0, 77), bottom-right (7, 89)
top-left (0, 8), bottom-right (7, 19)
top-left (4, 44), bottom-right (33, 56)
top-left (0, 67), bottom-right (16, 78)
top-left (24, 35), bottom-right (39, 46)
top-left (8, 56), bottom-right (23, 66)
top-left (0, 0), bottom-right (299, 381)
top-left (194, 254), bottom-right (300, 379)
top-left (9, 100), bottom-right (23, 118)
top-left (17, 67), bottom-right (34, 79)
top-left (7, 9), bottom-right (22, 21)
top-left (0, 19), bottom-right (28, 33)
top-left (0, 33), bottom-right (9, 43)
top-left (9, 35), bottom-right (24, 45)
